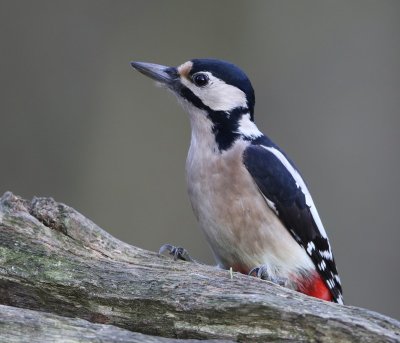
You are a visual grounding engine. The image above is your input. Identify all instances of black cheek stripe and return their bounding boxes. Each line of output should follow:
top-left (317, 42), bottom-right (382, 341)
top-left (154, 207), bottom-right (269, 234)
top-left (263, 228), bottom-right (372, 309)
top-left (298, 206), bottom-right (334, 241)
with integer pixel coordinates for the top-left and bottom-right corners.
top-left (177, 85), bottom-right (249, 151)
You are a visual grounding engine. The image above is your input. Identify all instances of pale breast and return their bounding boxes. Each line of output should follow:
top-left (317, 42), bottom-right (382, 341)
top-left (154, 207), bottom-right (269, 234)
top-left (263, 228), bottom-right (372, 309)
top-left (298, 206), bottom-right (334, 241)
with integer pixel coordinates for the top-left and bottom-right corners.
top-left (186, 139), bottom-right (314, 278)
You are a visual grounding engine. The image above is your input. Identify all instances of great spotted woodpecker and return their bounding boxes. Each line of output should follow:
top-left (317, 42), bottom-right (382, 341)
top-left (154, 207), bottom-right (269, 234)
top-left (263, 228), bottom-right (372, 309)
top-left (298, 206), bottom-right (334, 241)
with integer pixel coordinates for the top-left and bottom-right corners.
top-left (131, 59), bottom-right (343, 304)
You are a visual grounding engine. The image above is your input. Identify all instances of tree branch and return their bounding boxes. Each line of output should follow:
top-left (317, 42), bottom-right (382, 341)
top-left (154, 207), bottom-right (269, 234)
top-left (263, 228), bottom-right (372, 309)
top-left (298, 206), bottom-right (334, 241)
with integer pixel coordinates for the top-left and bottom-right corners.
top-left (0, 192), bottom-right (399, 342)
top-left (0, 304), bottom-right (231, 343)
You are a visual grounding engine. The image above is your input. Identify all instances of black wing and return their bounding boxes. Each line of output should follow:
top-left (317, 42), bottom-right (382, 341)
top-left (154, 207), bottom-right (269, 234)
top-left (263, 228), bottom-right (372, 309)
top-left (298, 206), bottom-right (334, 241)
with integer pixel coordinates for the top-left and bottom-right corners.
top-left (243, 143), bottom-right (343, 303)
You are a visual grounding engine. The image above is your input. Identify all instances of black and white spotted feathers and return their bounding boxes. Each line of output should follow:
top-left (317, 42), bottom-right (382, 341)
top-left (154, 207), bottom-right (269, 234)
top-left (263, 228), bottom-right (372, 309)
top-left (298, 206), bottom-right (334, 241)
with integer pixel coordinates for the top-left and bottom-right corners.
top-left (243, 137), bottom-right (343, 304)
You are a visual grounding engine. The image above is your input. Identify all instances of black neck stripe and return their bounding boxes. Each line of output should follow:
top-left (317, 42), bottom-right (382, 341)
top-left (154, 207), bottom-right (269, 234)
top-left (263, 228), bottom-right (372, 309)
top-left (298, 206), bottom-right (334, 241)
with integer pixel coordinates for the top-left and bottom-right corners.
top-left (177, 85), bottom-right (249, 151)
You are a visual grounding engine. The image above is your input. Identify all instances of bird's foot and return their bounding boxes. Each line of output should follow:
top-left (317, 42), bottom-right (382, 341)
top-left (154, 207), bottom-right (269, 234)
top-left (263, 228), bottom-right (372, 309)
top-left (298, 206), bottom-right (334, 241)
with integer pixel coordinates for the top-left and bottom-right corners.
top-left (158, 244), bottom-right (197, 263)
top-left (248, 265), bottom-right (289, 287)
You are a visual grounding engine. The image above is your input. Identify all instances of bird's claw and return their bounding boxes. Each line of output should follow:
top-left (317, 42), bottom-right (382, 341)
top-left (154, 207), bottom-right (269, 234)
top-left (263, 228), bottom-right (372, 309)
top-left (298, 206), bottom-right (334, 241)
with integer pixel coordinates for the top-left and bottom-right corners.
top-left (248, 265), bottom-right (289, 287)
top-left (158, 244), bottom-right (196, 262)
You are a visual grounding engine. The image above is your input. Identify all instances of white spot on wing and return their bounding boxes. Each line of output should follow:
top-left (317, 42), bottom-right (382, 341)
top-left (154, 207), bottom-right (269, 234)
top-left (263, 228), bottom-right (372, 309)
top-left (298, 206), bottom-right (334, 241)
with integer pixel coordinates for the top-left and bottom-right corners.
top-left (318, 260), bottom-right (327, 271)
top-left (334, 274), bottom-right (341, 284)
top-left (319, 249), bottom-right (333, 260)
top-left (306, 241), bottom-right (315, 254)
top-left (326, 278), bottom-right (335, 289)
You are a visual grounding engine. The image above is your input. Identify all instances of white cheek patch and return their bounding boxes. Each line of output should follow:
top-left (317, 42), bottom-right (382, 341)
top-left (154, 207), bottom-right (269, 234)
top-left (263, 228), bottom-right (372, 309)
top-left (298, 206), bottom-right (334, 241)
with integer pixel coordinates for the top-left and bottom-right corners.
top-left (180, 72), bottom-right (248, 112)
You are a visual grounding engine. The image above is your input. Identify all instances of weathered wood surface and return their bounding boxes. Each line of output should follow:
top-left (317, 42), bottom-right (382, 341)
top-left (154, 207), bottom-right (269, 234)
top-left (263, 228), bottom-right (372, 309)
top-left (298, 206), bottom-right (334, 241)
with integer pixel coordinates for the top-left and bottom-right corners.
top-left (0, 191), bottom-right (399, 342)
top-left (0, 304), bottom-right (232, 343)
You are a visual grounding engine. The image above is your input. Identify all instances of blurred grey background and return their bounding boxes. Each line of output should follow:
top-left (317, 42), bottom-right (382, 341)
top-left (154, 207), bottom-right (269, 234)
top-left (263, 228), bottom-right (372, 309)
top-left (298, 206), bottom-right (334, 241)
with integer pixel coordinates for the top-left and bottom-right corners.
top-left (1, 0), bottom-right (399, 319)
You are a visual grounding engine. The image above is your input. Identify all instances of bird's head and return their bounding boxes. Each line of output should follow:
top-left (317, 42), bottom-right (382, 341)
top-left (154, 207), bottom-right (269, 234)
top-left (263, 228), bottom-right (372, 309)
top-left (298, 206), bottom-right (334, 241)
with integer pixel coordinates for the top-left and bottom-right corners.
top-left (131, 59), bottom-right (261, 151)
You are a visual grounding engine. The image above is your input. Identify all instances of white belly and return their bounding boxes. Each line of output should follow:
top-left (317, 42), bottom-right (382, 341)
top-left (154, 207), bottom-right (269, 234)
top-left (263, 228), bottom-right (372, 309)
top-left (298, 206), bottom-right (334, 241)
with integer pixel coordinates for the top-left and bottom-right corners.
top-left (186, 139), bottom-right (314, 279)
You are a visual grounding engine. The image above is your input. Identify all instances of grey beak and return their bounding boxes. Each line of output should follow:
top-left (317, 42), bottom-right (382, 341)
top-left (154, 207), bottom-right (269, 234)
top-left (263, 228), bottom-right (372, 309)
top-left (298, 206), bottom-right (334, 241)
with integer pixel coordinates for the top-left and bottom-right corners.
top-left (130, 61), bottom-right (179, 86)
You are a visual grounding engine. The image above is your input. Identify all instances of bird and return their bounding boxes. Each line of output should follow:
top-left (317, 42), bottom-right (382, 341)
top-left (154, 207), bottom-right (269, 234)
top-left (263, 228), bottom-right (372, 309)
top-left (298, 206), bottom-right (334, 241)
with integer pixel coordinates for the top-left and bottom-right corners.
top-left (131, 58), bottom-right (343, 304)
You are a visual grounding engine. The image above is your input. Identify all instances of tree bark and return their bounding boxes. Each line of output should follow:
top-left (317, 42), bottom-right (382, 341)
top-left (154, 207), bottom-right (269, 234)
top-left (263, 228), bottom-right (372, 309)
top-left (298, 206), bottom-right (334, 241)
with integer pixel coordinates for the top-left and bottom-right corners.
top-left (0, 191), bottom-right (399, 342)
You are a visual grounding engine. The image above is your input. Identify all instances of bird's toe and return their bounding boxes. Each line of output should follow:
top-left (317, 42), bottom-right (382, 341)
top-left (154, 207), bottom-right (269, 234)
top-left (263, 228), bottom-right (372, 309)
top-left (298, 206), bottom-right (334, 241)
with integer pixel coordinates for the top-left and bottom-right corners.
top-left (158, 244), bottom-right (196, 262)
top-left (249, 265), bottom-right (289, 287)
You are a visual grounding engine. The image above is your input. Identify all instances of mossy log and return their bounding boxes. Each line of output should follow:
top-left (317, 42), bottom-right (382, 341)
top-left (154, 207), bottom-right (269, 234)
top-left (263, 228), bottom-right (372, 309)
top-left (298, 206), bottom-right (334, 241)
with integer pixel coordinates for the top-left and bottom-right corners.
top-left (0, 192), bottom-right (399, 342)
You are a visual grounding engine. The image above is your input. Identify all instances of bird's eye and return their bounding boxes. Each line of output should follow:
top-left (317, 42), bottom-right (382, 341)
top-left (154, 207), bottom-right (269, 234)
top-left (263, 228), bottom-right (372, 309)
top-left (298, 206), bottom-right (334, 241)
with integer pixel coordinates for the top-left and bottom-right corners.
top-left (192, 73), bottom-right (209, 87)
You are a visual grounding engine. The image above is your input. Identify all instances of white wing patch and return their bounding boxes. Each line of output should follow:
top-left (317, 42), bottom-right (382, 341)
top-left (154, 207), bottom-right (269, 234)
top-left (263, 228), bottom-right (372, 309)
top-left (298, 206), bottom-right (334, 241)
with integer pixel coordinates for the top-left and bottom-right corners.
top-left (260, 146), bottom-right (329, 240)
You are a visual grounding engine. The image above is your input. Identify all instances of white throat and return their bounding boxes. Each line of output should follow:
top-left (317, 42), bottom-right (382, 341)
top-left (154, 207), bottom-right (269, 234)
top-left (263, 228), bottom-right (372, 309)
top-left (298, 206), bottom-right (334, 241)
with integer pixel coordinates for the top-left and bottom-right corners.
top-left (180, 101), bottom-right (218, 153)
